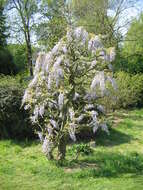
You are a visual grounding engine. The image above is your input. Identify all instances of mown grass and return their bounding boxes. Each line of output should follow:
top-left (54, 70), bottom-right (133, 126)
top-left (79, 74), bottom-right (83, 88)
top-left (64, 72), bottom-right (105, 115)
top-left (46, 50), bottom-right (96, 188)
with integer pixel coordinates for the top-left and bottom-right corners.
top-left (0, 109), bottom-right (143, 190)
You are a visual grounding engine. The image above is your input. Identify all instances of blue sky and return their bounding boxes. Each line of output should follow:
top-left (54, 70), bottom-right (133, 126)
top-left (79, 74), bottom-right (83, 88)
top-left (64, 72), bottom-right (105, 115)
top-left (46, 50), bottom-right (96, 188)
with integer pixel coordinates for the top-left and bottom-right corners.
top-left (128, 0), bottom-right (143, 18)
top-left (108, 0), bottom-right (143, 35)
top-left (122, 0), bottom-right (143, 34)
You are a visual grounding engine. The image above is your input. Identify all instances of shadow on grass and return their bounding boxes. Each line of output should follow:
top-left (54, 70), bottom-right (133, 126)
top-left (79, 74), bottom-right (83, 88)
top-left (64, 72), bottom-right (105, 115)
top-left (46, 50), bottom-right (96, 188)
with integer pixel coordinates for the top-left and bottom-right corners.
top-left (76, 124), bottom-right (133, 147)
top-left (76, 126), bottom-right (133, 147)
top-left (64, 151), bottom-right (143, 178)
top-left (4, 123), bottom-right (133, 149)
top-left (95, 127), bottom-right (133, 147)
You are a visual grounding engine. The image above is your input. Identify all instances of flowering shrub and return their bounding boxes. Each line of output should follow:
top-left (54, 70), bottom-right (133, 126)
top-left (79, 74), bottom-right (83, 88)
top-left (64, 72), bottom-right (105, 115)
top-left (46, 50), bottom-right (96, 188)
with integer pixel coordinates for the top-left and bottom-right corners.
top-left (22, 27), bottom-right (116, 160)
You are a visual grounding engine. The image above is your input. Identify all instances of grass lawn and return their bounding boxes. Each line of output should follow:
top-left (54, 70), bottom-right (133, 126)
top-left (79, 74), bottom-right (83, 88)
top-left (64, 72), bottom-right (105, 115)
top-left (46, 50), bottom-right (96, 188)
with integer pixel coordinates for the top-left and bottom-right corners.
top-left (0, 109), bottom-right (143, 190)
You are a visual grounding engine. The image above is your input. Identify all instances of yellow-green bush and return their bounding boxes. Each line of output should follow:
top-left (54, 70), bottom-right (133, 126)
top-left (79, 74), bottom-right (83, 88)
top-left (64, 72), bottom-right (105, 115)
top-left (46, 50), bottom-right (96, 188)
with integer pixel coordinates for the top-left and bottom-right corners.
top-left (101, 72), bottom-right (143, 110)
top-left (115, 72), bottom-right (143, 108)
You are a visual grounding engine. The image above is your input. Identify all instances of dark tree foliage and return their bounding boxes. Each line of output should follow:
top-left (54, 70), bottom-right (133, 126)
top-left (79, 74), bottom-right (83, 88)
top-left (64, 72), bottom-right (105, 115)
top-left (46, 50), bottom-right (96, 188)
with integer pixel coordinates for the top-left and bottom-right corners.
top-left (0, 48), bottom-right (17, 75)
top-left (0, 2), bottom-right (8, 47)
top-left (0, 2), bottom-right (17, 75)
top-left (8, 44), bottom-right (27, 73)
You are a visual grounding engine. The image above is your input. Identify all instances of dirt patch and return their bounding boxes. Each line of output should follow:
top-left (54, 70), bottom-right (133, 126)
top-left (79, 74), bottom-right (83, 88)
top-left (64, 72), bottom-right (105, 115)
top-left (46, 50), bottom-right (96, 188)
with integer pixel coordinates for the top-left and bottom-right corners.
top-left (113, 117), bottom-right (123, 125)
top-left (64, 162), bottom-right (98, 173)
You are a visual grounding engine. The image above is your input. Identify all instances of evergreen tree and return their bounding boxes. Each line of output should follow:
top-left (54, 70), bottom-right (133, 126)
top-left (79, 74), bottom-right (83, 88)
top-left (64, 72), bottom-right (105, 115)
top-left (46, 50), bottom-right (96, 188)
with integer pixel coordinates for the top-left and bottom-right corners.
top-left (0, 1), bottom-right (16, 75)
top-left (0, 1), bottom-right (8, 47)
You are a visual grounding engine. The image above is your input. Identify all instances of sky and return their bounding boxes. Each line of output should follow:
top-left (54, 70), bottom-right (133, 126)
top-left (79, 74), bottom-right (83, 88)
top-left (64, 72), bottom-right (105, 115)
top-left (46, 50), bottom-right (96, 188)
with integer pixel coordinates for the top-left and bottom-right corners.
top-left (108, 0), bottom-right (143, 35)
top-left (125, 0), bottom-right (143, 21)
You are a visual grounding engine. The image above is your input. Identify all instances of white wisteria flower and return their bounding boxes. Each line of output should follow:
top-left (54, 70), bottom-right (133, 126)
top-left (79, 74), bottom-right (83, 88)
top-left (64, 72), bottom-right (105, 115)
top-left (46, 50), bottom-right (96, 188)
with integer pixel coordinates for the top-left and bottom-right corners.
top-left (58, 92), bottom-right (64, 110)
top-left (109, 47), bottom-right (116, 62)
top-left (50, 119), bottom-right (59, 129)
top-left (88, 35), bottom-right (103, 53)
top-left (69, 123), bottom-right (77, 142)
top-left (69, 108), bottom-right (75, 121)
top-left (100, 123), bottom-right (110, 135)
top-left (91, 71), bottom-right (105, 95)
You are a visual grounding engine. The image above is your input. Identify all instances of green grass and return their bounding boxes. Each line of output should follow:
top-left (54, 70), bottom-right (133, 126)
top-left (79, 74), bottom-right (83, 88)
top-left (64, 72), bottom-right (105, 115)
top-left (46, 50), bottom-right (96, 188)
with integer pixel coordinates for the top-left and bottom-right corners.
top-left (1, 109), bottom-right (143, 190)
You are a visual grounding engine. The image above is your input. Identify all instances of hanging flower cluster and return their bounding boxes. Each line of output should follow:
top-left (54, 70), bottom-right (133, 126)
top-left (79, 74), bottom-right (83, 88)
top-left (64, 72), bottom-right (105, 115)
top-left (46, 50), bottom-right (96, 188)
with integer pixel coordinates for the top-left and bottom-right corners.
top-left (22, 26), bottom-right (116, 160)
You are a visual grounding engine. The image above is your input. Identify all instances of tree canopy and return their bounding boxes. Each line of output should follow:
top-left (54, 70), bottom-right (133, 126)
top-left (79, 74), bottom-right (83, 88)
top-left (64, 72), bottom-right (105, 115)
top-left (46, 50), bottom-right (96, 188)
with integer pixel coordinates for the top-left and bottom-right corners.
top-left (121, 13), bottom-right (143, 73)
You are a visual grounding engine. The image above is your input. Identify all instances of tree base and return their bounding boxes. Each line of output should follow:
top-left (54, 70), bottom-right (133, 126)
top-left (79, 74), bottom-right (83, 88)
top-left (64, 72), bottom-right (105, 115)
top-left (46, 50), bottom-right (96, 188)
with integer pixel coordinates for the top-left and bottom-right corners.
top-left (57, 136), bottom-right (67, 161)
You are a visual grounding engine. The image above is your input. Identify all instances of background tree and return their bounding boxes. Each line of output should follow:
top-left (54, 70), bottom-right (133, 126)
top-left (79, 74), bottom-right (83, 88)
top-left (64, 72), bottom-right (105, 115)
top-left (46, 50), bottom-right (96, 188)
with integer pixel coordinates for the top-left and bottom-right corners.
top-left (7, 0), bottom-right (38, 76)
top-left (36, 0), bottom-right (67, 51)
top-left (72, 0), bottom-right (140, 48)
top-left (72, 0), bottom-right (108, 34)
top-left (36, 0), bottom-right (140, 52)
top-left (0, 0), bottom-right (16, 75)
top-left (72, 0), bottom-right (119, 49)
top-left (120, 13), bottom-right (143, 74)
top-left (8, 44), bottom-right (27, 73)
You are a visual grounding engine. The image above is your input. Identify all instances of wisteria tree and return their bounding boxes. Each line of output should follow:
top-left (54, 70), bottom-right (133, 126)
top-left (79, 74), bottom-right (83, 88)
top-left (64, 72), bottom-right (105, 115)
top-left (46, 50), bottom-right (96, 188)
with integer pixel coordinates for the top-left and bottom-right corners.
top-left (22, 26), bottom-right (116, 160)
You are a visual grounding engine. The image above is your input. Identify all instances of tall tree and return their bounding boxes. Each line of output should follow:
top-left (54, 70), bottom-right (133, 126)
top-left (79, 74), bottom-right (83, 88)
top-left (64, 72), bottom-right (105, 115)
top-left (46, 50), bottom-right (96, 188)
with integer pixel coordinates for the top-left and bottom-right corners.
top-left (121, 13), bottom-right (143, 73)
top-left (0, 1), bottom-right (16, 75)
top-left (72, 0), bottom-right (108, 34)
top-left (36, 0), bottom-right (67, 50)
top-left (72, 0), bottom-right (139, 48)
top-left (7, 0), bottom-right (38, 76)
top-left (72, 0), bottom-right (118, 47)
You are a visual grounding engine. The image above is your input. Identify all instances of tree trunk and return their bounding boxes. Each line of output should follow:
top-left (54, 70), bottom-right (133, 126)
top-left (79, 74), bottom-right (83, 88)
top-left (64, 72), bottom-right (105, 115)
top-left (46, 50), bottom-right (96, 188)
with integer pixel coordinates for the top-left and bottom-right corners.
top-left (13, 1), bottom-right (33, 77)
top-left (24, 25), bottom-right (33, 77)
top-left (57, 135), bottom-right (67, 160)
top-left (27, 29), bottom-right (33, 76)
top-left (46, 151), bottom-right (54, 160)
top-left (27, 43), bottom-right (33, 77)
top-left (45, 138), bottom-right (55, 160)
